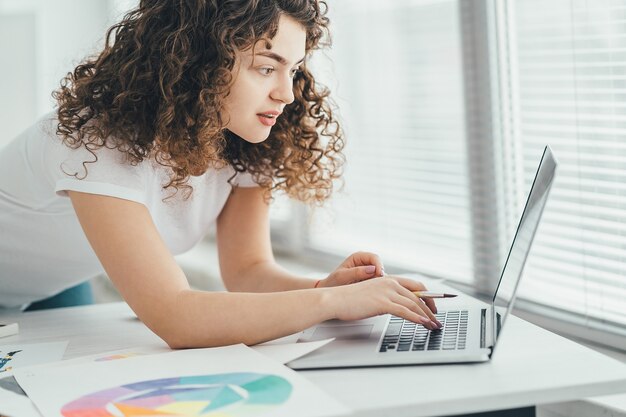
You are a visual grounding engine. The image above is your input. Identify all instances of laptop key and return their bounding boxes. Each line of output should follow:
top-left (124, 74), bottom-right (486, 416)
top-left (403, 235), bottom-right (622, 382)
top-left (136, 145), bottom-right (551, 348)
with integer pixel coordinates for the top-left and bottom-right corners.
top-left (381, 310), bottom-right (471, 353)
top-left (385, 323), bottom-right (402, 336)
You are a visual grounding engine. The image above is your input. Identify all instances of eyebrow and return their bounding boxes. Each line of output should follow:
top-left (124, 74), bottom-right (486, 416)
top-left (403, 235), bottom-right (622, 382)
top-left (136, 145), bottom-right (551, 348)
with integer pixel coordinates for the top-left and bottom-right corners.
top-left (256, 51), bottom-right (305, 66)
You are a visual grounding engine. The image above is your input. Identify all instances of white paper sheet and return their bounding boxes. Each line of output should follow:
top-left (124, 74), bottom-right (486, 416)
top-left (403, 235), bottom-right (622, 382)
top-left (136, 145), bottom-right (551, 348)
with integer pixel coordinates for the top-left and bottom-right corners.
top-left (22, 345), bottom-right (171, 370)
top-left (252, 338), bottom-right (335, 364)
top-left (15, 344), bottom-right (349, 417)
top-left (16, 337), bottom-right (333, 372)
top-left (0, 342), bottom-right (68, 377)
top-left (0, 384), bottom-right (42, 417)
top-left (2, 339), bottom-right (334, 417)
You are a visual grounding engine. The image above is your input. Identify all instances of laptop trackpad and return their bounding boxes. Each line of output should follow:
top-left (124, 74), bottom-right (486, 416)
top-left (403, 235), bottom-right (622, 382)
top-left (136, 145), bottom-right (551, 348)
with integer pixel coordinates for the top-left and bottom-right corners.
top-left (301, 324), bottom-right (374, 342)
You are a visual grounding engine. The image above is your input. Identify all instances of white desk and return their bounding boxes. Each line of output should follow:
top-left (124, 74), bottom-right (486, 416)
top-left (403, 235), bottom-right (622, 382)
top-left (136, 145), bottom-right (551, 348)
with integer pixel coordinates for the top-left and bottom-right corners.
top-left (1, 301), bottom-right (625, 417)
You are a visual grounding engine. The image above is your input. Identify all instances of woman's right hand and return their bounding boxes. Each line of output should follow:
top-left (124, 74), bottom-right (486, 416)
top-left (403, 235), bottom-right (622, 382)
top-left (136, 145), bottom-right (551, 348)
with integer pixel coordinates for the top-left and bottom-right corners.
top-left (325, 276), bottom-right (442, 330)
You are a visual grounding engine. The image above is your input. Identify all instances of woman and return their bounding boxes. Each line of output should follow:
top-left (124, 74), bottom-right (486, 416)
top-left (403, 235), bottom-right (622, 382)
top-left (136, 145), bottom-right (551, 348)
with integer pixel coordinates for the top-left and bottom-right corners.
top-left (0, 0), bottom-right (441, 348)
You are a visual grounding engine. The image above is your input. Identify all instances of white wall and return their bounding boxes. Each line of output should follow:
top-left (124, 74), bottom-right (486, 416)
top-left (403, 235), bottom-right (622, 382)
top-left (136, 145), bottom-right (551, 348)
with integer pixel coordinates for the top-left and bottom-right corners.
top-left (0, 0), bottom-right (134, 147)
top-left (0, 12), bottom-right (37, 143)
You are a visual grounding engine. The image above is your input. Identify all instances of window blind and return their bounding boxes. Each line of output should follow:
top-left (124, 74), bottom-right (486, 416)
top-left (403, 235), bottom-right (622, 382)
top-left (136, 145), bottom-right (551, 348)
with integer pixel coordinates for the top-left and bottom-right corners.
top-left (308, 0), bottom-right (474, 282)
top-left (506, 0), bottom-right (626, 331)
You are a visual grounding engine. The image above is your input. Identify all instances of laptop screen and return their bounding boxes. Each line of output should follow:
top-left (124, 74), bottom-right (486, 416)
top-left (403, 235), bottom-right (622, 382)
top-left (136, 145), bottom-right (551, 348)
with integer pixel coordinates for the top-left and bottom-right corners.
top-left (491, 146), bottom-right (558, 349)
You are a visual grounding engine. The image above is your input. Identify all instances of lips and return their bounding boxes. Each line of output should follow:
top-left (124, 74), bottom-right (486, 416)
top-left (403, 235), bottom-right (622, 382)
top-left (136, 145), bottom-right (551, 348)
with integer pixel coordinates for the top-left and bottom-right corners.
top-left (256, 111), bottom-right (281, 127)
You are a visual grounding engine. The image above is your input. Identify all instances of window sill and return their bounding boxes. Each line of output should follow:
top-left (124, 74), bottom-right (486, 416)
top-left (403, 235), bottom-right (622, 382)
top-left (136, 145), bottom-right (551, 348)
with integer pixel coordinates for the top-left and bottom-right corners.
top-left (441, 279), bottom-right (626, 416)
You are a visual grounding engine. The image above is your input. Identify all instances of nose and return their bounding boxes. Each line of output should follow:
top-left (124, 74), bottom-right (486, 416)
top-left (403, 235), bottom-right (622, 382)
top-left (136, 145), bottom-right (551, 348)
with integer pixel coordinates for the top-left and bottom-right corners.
top-left (270, 73), bottom-right (295, 105)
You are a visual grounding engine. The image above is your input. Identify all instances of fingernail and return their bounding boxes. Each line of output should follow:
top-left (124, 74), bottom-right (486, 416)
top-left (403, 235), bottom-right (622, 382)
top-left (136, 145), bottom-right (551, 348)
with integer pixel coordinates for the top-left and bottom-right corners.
top-left (381, 267), bottom-right (386, 276)
top-left (436, 320), bottom-right (443, 328)
top-left (365, 265), bottom-right (376, 274)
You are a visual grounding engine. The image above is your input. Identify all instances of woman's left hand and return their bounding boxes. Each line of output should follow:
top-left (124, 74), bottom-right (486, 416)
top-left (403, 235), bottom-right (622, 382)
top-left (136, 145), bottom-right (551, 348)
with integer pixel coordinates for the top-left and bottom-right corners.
top-left (317, 251), bottom-right (385, 288)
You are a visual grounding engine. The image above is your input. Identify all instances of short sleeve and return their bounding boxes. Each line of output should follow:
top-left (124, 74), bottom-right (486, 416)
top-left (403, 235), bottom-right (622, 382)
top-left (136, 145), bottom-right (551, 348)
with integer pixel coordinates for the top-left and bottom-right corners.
top-left (231, 171), bottom-right (260, 188)
top-left (47, 137), bottom-right (149, 205)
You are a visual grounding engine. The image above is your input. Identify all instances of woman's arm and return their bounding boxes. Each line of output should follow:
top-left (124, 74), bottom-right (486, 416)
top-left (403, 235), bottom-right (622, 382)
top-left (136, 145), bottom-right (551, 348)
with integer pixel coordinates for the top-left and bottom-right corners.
top-left (216, 186), bottom-right (317, 292)
top-left (216, 186), bottom-right (389, 292)
top-left (217, 186), bottom-right (440, 327)
top-left (68, 190), bottom-right (337, 348)
top-left (69, 190), bottom-right (439, 349)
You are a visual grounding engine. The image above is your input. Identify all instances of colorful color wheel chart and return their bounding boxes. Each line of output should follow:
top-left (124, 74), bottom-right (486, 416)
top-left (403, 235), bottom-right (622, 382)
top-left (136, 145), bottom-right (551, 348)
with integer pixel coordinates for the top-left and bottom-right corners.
top-left (60, 372), bottom-right (293, 417)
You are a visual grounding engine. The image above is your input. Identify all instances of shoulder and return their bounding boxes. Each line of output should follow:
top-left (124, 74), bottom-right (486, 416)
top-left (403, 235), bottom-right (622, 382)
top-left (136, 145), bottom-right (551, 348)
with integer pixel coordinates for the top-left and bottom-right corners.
top-left (42, 113), bottom-right (154, 205)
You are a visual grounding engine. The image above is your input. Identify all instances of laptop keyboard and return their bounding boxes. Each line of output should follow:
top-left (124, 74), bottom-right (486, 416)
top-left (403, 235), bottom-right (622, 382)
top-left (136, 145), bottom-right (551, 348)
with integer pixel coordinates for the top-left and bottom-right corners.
top-left (379, 310), bottom-right (468, 353)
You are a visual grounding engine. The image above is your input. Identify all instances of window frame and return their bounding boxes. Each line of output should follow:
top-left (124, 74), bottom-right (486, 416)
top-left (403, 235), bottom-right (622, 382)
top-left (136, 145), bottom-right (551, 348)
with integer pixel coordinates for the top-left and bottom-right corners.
top-left (271, 0), bottom-right (626, 352)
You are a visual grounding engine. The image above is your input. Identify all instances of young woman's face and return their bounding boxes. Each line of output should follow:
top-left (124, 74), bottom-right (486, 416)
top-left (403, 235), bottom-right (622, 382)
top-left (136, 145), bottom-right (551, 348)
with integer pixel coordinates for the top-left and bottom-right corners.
top-left (223, 15), bottom-right (306, 143)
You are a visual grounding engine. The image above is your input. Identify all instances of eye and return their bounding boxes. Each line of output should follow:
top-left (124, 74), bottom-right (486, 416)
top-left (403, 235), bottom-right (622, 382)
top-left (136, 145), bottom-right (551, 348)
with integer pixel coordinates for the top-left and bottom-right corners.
top-left (290, 68), bottom-right (301, 78)
top-left (258, 67), bottom-right (275, 76)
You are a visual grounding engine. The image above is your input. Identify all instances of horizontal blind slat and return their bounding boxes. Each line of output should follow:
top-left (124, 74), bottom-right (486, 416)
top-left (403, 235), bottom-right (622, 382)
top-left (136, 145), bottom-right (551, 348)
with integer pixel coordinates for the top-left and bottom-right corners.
top-left (309, 0), bottom-right (473, 282)
top-left (511, 0), bottom-right (626, 328)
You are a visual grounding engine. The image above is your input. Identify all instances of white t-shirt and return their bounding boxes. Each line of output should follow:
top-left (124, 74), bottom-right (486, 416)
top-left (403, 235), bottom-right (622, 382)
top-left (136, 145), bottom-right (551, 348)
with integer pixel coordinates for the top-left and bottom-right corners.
top-left (0, 113), bottom-right (257, 308)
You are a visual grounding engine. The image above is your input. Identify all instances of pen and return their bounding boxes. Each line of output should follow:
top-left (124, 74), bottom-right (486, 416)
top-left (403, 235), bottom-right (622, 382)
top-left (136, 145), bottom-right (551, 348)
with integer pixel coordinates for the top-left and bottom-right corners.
top-left (413, 291), bottom-right (457, 299)
top-left (380, 271), bottom-right (457, 299)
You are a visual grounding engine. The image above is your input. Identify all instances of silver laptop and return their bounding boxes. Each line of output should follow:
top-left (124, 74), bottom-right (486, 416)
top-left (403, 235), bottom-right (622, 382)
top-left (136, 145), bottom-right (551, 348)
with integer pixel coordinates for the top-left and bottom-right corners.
top-left (288, 145), bottom-right (558, 369)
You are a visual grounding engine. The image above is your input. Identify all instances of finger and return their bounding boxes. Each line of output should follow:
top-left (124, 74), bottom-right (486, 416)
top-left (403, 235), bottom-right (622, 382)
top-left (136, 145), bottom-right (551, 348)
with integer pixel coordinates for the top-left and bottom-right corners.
top-left (394, 277), bottom-right (438, 314)
top-left (395, 277), bottom-right (427, 291)
top-left (334, 265), bottom-right (378, 284)
top-left (411, 293), bottom-right (440, 326)
top-left (389, 304), bottom-right (434, 328)
top-left (391, 281), bottom-right (440, 326)
top-left (343, 252), bottom-right (385, 277)
top-left (402, 288), bottom-right (442, 327)
top-left (417, 298), bottom-right (442, 327)
top-left (390, 293), bottom-right (437, 330)
top-left (404, 286), bottom-right (438, 317)
top-left (422, 297), bottom-right (438, 315)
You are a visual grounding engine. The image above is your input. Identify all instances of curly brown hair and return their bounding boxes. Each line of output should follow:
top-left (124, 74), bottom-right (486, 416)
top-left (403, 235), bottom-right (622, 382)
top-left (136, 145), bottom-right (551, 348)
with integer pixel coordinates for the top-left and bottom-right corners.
top-left (53, 0), bottom-right (344, 203)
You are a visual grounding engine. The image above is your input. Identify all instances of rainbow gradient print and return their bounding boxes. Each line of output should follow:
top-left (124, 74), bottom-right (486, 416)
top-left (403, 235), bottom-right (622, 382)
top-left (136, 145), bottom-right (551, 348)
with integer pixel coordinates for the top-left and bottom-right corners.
top-left (60, 373), bottom-right (292, 417)
top-left (94, 353), bottom-right (143, 362)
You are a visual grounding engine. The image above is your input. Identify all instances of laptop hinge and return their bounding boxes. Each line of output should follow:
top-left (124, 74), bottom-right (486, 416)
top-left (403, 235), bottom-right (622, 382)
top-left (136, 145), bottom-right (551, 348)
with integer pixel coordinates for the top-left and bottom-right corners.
top-left (480, 308), bottom-right (495, 356)
top-left (480, 308), bottom-right (486, 349)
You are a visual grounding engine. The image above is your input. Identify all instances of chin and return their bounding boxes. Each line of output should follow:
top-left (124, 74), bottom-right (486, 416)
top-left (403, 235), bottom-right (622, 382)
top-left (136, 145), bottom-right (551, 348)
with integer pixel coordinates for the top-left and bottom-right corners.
top-left (243, 136), bottom-right (269, 144)
top-left (238, 130), bottom-right (272, 144)
top-left (225, 126), bottom-right (272, 144)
